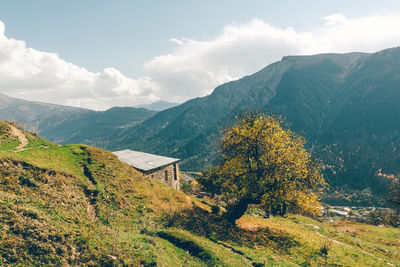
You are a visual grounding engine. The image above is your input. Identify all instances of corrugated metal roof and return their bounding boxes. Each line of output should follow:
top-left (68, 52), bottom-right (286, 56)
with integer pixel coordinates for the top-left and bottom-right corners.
top-left (113, 149), bottom-right (179, 172)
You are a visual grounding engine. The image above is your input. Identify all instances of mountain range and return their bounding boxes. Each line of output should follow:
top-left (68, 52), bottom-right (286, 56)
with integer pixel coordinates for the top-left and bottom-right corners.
top-left (106, 47), bottom-right (400, 202)
top-left (2, 47), bottom-right (400, 203)
top-left (0, 93), bottom-right (156, 146)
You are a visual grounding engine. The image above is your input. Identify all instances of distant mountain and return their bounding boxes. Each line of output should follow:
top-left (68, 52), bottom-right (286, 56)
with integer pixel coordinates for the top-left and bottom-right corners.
top-left (137, 100), bottom-right (179, 111)
top-left (0, 93), bottom-right (157, 145)
top-left (39, 106), bottom-right (157, 146)
top-left (105, 47), bottom-right (400, 201)
top-left (0, 93), bottom-right (92, 132)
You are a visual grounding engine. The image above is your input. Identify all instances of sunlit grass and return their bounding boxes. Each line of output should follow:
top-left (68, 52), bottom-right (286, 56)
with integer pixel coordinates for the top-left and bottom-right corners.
top-left (1, 122), bottom-right (399, 266)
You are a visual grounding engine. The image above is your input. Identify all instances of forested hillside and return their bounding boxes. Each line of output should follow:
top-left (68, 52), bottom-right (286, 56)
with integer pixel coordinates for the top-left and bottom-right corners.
top-left (102, 48), bottom-right (400, 203)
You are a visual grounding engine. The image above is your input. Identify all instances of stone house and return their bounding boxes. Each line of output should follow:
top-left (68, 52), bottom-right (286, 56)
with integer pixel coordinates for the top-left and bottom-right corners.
top-left (113, 149), bottom-right (180, 190)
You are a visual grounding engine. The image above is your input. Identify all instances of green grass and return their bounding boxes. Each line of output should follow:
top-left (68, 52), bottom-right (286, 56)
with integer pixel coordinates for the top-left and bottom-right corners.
top-left (0, 122), bottom-right (20, 151)
top-left (1, 122), bottom-right (399, 266)
top-left (0, 137), bottom-right (19, 151)
top-left (23, 131), bottom-right (53, 149)
top-left (233, 214), bottom-right (400, 266)
top-left (0, 123), bottom-right (203, 265)
top-left (156, 228), bottom-right (254, 266)
top-left (18, 144), bottom-right (87, 178)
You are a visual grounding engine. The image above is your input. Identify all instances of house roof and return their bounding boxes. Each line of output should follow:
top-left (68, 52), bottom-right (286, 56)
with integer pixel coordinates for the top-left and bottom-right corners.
top-left (113, 149), bottom-right (180, 172)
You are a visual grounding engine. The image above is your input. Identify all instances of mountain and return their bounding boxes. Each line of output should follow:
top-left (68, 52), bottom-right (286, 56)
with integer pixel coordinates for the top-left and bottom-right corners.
top-left (3, 48), bottom-right (400, 203)
top-left (37, 106), bottom-right (157, 146)
top-left (0, 93), bottom-right (91, 132)
top-left (1, 121), bottom-right (399, 266)
top-left (107, 52), bottom-right (367, 166)
top-left (137, 100), bottom-right (179, 111)
top-left (106, 47), bottom-right (400, 201)
top-left (0, 93), bottom-right (157, 145)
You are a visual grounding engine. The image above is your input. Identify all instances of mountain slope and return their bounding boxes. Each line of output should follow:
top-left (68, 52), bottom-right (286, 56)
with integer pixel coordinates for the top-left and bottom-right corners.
top-left (39, 106), bottom-right (156, 145)
top-left (0, 93), bottom-right (91, 133)
top-left (106, 48), bottom-right (400, 201)
top-left (0, 93), bottom-right (156, 145)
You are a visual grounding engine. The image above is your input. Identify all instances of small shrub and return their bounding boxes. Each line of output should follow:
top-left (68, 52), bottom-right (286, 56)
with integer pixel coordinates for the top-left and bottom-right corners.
top-left (319, 239), bottom-right (332, 256)
top-left (18, 175), bottom-right (37, 188)
top-left (181, 182), bottom-right (192, 194)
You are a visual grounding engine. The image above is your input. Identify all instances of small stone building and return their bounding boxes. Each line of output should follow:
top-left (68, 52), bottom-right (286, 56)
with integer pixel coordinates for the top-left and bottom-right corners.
top-left (113, 149), bottom-right (180, 190)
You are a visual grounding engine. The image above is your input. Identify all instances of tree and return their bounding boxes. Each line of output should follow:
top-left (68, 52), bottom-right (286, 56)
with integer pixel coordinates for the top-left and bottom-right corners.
top-left (199, 113), bottom-right (326, 223)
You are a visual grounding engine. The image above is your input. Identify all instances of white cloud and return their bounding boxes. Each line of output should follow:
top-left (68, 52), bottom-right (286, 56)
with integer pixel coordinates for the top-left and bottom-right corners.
top-left (323, 14), bottom-right (348, 26)
top-left (145, 19), bottom-right (310, 101)
top-left (0, 21), bottom-right (159, 110)
top-left (312, 14), bottom-right (400, 53)
top-left (1, 14), bottom-right (400, 109)
top-left (144, 14), bottom-right (400, 102)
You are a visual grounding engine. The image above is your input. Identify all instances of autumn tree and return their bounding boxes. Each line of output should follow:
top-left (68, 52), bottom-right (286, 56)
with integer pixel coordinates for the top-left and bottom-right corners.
top-left (199, 113), bottom-right (326, 223)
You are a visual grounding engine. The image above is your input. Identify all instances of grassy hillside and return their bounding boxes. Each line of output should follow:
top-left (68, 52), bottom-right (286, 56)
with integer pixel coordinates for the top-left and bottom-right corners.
top-left (0, 121), bottom-right (399, 266)
top-left (0, 121), bottom-right (197, 265)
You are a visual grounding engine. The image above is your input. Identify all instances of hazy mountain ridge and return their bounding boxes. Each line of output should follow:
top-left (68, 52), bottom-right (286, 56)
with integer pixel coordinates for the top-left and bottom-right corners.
top-left (0, 93), bottom-right (157, 145)
top-left (39, 106), bottom-right (157, 145)
top-left (137, 100), bottom-right (179, 111)
top-left (0, 93), bottom-right (92, 132)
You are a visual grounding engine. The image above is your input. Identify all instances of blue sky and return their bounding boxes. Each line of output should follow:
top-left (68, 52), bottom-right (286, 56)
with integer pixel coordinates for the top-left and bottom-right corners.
top-left (1, 1), bottom-right (400, 109)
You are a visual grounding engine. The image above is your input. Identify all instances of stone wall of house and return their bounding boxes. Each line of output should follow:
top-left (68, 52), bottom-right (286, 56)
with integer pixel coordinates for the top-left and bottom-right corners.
top-left (148, 163), bottom-right (180, 190)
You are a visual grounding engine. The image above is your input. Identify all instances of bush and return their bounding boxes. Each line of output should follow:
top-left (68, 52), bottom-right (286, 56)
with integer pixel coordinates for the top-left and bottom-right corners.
top-left (180, 182), bottom-right (192, 194)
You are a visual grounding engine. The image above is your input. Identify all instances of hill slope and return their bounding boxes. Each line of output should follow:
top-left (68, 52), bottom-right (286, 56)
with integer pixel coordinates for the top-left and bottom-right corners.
top-left (0, 121), bottom-right (196, 265)
top-left (105, 48), bottom-right (400, 202)
top-left (0, 122), bottom-right (399, 266)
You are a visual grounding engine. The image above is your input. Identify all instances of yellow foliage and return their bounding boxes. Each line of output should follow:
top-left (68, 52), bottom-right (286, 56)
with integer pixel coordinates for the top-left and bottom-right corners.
top-left (201, 112), bottom-right (326, 218)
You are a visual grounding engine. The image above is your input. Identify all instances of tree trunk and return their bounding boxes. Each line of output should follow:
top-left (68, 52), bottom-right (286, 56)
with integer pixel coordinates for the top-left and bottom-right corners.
top-left (225, 198), bottom-right (251, 224)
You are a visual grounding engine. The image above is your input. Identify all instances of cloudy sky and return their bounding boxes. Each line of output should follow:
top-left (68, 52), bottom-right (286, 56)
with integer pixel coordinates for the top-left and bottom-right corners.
top-left (1, 0), bottom-right (400, 110)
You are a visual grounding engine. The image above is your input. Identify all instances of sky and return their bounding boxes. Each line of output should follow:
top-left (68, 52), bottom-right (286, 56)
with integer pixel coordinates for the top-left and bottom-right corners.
top-left (1, 0), bottom-right (400, 110)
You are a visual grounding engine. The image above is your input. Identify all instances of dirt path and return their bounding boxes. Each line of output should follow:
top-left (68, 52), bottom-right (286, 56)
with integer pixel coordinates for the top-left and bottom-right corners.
top-left (8, 124), bottom-right (28, 151)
